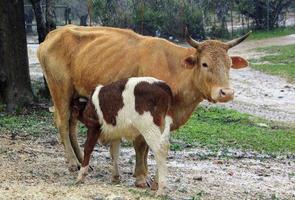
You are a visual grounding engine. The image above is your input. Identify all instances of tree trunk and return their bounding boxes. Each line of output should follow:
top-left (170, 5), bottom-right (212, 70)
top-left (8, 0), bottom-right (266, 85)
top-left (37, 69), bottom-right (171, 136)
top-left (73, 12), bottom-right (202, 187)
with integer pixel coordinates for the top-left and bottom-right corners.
top-left (46, 0), bottom-right (56, 32)
top-left (0, 0), bottom-right (34, 112)
top-left (31, 0), bottom-right (51, 99)
top-left (30, 0), bottom-right (47, 43)
top-left (80, 14), bottom-right (88, 26)
top-left (25, 8), bottom-right (34, 33)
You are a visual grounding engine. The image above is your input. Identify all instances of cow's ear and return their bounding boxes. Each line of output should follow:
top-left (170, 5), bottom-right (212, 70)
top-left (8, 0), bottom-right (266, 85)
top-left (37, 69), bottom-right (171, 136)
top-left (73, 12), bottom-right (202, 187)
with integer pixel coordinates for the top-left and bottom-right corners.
top-left (183, 55), bottom-right (197, 69)
top-left (231, 56), bottom-right (248, 69)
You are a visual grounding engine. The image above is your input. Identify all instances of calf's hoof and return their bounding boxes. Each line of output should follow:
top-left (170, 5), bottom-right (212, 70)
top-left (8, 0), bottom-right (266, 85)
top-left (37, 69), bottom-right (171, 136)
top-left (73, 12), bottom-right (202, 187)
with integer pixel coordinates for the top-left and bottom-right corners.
top-left (151, 181), bottom-right (158, 191)
top-left (111, 175), bottom-right (121, 184)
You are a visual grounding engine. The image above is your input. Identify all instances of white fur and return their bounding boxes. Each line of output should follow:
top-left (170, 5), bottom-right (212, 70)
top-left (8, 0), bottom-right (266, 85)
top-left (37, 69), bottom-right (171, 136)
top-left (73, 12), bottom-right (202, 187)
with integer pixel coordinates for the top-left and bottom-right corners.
top-left (77, 165), bottom-right (89, 183)
top-left (91, 77), bottom-right (164, 142)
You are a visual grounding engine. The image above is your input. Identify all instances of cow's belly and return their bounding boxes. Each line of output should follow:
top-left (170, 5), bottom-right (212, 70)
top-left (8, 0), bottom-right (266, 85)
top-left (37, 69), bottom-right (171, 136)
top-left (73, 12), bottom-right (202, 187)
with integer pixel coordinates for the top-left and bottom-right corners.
top-left (98, 126), bottom-right (140, 144)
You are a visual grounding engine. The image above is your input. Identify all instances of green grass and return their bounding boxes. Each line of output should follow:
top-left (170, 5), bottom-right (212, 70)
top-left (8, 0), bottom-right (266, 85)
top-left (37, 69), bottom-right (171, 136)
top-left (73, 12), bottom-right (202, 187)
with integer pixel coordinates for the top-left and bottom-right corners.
top-left (1, 104), bottom-right (294, 154)
top-left (172, 106), bottom-right (295, 153)
top-left (0, 107), bottom-right (56, 137)
top-left (249, 27), bottom-right (295, 40)
top-left (250, 44), bottom-right (295, 82)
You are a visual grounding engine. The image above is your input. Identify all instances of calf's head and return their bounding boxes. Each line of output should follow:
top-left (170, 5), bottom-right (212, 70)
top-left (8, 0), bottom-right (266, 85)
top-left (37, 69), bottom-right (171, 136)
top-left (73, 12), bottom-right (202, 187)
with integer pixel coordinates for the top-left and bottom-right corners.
top-left (184, 29), bottom-right (250, 103)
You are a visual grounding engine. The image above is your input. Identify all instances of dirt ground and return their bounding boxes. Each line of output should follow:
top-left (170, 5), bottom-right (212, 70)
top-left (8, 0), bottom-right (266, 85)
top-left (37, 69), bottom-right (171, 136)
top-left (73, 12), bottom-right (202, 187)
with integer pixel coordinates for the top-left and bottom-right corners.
top-left (2, 34), bottom-right (294, 200)
top-left (0, 134), bottom-right (294, 200)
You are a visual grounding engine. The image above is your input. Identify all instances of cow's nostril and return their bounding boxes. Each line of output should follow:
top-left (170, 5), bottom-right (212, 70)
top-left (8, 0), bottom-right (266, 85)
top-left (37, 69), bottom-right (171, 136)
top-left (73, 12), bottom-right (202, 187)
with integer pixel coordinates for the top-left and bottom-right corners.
top-left (220, 89), bottom-right (226, 96)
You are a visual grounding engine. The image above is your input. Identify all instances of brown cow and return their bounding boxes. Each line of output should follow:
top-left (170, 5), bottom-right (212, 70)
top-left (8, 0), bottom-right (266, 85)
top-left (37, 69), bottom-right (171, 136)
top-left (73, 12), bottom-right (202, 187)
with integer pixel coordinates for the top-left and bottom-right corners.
top-left (37, 25), bottom-right (250, 187)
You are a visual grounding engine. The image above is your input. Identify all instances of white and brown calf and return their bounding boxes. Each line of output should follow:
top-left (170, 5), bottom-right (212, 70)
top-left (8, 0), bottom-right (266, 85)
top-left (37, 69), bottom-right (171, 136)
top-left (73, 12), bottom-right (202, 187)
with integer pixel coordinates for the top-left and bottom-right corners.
top-left (74, 77), bottom-right (173, 195)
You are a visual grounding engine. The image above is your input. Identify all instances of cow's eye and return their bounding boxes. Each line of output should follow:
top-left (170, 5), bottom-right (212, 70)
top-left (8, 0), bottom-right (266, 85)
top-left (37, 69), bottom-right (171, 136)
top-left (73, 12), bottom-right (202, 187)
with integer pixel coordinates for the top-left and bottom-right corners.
top-left (202, 63), bottom-right (208, 68)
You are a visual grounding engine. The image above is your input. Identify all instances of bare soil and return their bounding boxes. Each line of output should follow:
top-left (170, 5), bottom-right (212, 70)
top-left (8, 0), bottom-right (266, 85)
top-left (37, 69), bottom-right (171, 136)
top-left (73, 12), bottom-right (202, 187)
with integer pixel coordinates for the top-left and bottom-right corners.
top-left (1, 134), bottom-right (294, 200)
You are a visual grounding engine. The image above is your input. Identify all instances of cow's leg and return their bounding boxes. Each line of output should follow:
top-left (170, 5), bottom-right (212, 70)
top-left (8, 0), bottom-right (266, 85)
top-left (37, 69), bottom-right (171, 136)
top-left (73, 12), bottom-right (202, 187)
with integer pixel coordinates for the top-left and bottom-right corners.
top-left (55, 107), bottom-right (80, 172)
top-left (110, 139), bottom-right (121, 183)
top-left (41, 61), bottom-right (81, 172)
top-left (76, 128), bottom-right (100, 184)
top-left (133, 135), bottom-right (150, 188)
top-left (69, 114), bottom-right (84, 164)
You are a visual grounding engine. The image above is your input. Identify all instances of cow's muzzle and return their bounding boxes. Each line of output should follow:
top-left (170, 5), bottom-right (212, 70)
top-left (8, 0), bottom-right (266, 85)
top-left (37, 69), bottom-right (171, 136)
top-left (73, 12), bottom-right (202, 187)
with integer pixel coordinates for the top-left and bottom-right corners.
top-left (211, 87), bottom-right (234, 103)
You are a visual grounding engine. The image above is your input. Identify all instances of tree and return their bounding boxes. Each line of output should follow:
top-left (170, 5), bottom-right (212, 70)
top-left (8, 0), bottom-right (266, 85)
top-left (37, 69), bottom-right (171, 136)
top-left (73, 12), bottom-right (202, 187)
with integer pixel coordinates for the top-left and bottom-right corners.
top-left (30, 0), bottom-right (47, 43)
top-left (46, 0), bottom-right (56, 31)
top-left (236, 0), bottom-right (293, 30)
top-left (0, 0), bottom-right (34, 112)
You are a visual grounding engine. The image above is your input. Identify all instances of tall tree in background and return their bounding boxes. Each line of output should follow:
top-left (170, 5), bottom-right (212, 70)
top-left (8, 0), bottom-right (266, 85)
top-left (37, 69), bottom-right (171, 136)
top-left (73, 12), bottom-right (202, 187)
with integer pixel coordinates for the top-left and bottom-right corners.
top-left (30, 0), bottom-right (47, 43)
top-left (46, 0), bottom-right (56, 31)
top-left (237, 0), bottom-right (293, 30)
top-left (0, 0), bottom-right (34, 112)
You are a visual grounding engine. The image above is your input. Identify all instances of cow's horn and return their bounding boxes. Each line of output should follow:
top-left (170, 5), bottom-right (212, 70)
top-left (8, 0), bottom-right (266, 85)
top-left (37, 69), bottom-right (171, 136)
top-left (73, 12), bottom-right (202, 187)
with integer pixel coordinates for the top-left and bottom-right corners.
top-left (185, 27), bottom-right (201, 49)
top-left (226, 31), bottom-right (252, 48)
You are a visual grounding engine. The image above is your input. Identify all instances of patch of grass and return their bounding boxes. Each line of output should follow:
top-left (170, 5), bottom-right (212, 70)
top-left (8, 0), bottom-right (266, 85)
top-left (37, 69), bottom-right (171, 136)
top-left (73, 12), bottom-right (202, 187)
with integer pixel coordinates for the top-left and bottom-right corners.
top-left (249, 27), bottom-right (295, 40)
top-left (172, 106), bottom-right (295, 153)
top-left (0, 107), bottom-right (56, 137)
top-left (250, 44), bottom-right (295, 82)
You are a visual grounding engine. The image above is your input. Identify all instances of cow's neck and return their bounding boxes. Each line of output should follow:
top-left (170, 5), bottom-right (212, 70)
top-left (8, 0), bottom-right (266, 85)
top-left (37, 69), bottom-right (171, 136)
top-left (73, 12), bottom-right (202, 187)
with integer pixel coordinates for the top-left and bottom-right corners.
top-left (169, 69), bottom-right (203, 130)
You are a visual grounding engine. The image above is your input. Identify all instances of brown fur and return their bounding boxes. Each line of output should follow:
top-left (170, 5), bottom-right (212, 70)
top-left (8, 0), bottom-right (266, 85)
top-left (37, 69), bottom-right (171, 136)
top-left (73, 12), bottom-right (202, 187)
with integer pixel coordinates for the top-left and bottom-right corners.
top-left (98, 79), bottom-right (127, 126)
top-left (134, 82), bottom-right (172, 126)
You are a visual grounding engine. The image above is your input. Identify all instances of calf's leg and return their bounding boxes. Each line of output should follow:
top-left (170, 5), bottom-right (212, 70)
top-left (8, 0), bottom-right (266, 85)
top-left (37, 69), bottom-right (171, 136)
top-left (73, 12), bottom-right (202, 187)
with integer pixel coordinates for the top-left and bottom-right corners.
top-left (139, 121), bottom-right (171, 196)
top-left (76, 128), bottom-right (100, 184)
top-left (110, 139), bottom-right (121, 183)
top-left (133, 135), bottom-right (150, 188)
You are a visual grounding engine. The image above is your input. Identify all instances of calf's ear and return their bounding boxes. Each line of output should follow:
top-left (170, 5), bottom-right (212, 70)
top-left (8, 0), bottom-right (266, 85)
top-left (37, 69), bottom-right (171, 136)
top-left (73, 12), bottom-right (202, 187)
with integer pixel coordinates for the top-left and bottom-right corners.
top-left (183, 55), bottom-right (197, 69)
top-left (231, 56), bottom-right (248, 69)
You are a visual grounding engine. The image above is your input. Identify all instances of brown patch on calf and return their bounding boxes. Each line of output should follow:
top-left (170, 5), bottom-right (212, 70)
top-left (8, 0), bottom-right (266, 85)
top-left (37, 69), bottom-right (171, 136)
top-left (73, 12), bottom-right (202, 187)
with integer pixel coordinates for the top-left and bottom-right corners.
top-left (98, 79), bottom-right (127, 126)
top-left (71, 97), bottom-right (100, 129)
top-left (134, 81), bottom-right (173, 127)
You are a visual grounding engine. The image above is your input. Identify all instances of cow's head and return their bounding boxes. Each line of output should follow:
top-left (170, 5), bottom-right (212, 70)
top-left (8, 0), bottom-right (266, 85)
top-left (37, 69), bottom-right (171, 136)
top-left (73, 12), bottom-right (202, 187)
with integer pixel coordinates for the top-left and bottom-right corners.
top-left (184, 29), bottom-right (250, 103)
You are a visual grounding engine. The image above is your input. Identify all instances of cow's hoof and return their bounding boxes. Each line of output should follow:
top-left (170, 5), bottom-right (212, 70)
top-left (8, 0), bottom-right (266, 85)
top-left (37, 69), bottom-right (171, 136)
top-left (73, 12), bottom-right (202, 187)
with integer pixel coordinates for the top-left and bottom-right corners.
top-left (111, 175), bottom-right (120, 184)
top-left (151, 181), bottom-right (158, 191)
top-left (68, 164), bottom-right (81, 172)
top-left (135, 176), bottom-right (153, 188)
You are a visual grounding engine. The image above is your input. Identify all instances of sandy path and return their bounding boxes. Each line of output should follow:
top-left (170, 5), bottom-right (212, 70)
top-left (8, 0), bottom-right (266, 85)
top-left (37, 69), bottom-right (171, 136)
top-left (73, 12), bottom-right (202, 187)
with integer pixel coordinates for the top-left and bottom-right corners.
top-left (1, 135), bottom-right (294, 200)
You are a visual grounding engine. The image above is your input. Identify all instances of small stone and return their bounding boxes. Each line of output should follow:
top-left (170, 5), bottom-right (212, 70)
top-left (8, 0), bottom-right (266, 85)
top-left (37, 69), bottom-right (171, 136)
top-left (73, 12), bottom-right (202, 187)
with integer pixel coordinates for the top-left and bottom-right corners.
top-left (280, 89), bottom-right (284, 92)
top-left (193, 176), bottom-right (203, 181)
top-left (5, 187), bottom-right (9, 190)
top-left (278, 96), bottom-right (283, 99)
top-left (112, 197), bottom-right (125, 200)
top-left (106, 195), bottom-right (125, 200)
top-left (256, 123), bottom-right (268, 128)
top-left (93, 195), bottom-right (104, 200)
top-left (213, 160), bottom-right (224, 164)
top-left (175, 177), bottom-right (181, 182)
top-left (47, 137), bottom-right (58, 146)
top-left (178, 186), bottom-right (187, 193)
top-left (228, 171), bottom-right (234, 176)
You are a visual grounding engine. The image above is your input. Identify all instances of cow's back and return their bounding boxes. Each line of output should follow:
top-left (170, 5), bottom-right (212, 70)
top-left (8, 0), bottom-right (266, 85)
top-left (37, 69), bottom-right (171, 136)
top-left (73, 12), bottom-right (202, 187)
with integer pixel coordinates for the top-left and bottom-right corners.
top-left (38, 25), bottom-right (192, 97)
